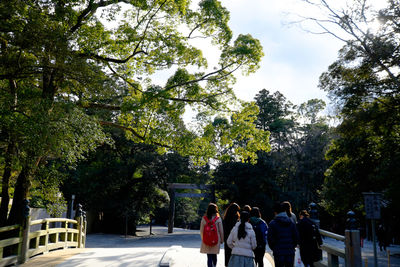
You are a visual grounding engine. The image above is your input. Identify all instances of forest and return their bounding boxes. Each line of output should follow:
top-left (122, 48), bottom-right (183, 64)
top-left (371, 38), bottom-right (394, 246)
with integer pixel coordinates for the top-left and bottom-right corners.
top-left (0, 0), bottom-right (399, 242)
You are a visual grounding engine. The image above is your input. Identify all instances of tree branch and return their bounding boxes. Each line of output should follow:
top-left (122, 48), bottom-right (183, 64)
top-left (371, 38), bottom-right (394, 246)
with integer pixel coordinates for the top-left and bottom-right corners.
top-left (99, 120), bottom-right (171, 148)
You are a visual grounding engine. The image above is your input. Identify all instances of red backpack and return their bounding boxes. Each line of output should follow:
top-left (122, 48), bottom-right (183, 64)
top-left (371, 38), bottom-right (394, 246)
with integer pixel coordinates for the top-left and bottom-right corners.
top-left (202, 216), bottom-right (219, 246)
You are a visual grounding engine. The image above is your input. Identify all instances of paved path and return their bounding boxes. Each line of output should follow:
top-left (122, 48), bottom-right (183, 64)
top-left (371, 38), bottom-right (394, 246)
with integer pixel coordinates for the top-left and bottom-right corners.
top-left (20, 226), bottom-right (273, 267)
top-left (21, 225), bottom-right (400, 267)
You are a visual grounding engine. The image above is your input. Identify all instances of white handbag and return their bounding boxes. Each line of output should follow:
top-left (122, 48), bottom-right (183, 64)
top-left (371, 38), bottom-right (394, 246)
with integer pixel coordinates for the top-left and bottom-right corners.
top-left (294, 247), bottom-right (305, 267)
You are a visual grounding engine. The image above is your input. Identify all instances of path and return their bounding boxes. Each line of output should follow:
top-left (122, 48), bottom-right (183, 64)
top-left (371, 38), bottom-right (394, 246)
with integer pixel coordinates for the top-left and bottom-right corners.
top-left (20, 226), bottom-right (273, 267)
top-left (20, 225), bottom-right (400, 267)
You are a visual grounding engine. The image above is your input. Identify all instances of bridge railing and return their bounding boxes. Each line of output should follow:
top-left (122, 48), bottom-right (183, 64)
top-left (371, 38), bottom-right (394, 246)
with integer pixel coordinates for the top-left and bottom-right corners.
top-left (312, 209), bottom-right (362, 267)
top-left (315, 229), bottom-right (346, 267)
top-left (0, 201), bottom-right (86, 267)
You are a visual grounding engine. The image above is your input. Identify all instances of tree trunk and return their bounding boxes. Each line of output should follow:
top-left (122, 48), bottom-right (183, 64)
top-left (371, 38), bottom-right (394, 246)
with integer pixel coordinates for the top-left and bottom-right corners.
top-left (0, 142), bottom-right (14, 226)
top-left (6, 165), bottom-right (31, 225)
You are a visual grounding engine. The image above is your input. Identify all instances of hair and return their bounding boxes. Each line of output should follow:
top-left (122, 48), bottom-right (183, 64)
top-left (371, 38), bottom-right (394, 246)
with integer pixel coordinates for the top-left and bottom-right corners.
top-left (299, 210), bottom-right (309, 218)
top-left (250, 207), bottom-right (261, 218)
top-left (242, 205), bottom-right (252, 213)
top-left (223, 203), bottom-right (240, 221)
top-left (273, 201), bottom-right (283, 214)
top-left (238, 211), bottom-right (250, 240)
top-left (205, 203), bottom-right (219, 220)
top-left (281, 201), bottom-right (293, 218)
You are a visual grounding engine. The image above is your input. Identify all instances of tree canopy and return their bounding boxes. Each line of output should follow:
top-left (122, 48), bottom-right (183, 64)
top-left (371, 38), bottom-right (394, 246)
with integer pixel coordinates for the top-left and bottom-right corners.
top-left (0, 0), bottom-right (267, 225)
top-left (300, 0), bottom-right (400, 224)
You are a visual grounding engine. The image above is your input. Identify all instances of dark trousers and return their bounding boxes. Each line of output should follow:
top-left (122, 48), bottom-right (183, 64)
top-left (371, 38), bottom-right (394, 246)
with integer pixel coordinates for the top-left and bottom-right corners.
top-left (254, 246), bottom-right (265, 267)
top-left (274, 254), bottom-right (295, 267)
top-left (207, 254), bottom-right (217, 267)
top-left (224, 246), bottom-right (232, 266)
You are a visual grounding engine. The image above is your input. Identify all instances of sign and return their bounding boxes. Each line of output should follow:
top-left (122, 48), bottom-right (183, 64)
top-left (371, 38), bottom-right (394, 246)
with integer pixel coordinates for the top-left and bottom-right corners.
top-left (362, 192), bottom-right (381, 219)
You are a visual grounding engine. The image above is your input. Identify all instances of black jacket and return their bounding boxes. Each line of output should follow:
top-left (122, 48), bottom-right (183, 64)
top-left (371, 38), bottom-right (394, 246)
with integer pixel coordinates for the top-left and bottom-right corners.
top-left (297, 217), bottom-right (323, 263)
top-left (267, 213), bottom-right (299, 256)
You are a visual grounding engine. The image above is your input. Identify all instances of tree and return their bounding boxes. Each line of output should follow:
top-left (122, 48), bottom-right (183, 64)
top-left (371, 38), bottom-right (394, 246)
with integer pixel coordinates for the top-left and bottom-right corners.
top-left (300, 1), bottom-right (400, 230)
top-left (321, 98), bottom-right (400, 214)
top-left (214, 89), bottom-right (333, 215)
top-left (254, 89), bottom-right (295, 151)
top-left (0, 0), bottom-right (267, 225)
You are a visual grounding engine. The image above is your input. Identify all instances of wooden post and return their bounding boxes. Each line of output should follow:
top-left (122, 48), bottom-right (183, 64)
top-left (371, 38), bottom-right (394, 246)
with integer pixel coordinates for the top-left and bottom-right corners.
top-left (328, 254), bottom-right (339, 267)
top-left (345, 211), bottom-right (362, 267)
top-left (75, 204), bottom-right (83, 248)
top-left (18, 199), bottom-right (31, 264)
top-left (388, 249), bottom-right (390, 267)
top-left (82, 211), bottom-right (87, 248)
top-left (345, 230), bottom-right (362, 267)
top-left (168, 190), bottom-right (175, 234)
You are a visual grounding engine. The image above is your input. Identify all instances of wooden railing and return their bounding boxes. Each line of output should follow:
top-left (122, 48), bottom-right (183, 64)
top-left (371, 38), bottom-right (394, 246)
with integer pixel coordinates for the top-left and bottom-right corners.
top-left (315, 228), bottom-right (361, 267)
top-left (315, 229), bottom-right (346, 267)
top-left (0, 215), bottom-right (86, 267)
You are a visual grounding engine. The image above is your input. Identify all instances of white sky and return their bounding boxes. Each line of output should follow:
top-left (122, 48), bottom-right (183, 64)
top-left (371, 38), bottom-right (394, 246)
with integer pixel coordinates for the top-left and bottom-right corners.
top-left (205, 0), bottom-right (386, 107)
top-left (216, 0), bottom-right (344, 106)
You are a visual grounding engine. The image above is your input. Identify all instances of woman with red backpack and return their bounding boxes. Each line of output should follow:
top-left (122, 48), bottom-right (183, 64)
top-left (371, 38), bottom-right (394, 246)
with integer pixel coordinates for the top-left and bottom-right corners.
top-left (200, 203), bottom-right (224, 267)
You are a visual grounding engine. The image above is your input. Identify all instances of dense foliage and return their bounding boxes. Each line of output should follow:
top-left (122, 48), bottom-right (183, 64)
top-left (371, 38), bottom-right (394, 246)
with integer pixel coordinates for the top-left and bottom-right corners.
top-left (0, 0), bottom-right (268, 225)
top-left (300, 0), bottom-right (400, 239)
top-left (214, 89), bottom-right (334, 221)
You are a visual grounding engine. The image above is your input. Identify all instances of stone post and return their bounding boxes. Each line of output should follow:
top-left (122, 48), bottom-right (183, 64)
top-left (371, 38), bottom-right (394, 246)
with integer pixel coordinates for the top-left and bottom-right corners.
top-left (345, 210), bottom-right (362, 267)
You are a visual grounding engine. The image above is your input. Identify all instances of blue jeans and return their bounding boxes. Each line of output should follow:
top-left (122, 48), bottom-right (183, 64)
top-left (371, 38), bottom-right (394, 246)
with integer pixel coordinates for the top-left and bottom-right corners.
top-left (207, 254), bottom-right (217, 267)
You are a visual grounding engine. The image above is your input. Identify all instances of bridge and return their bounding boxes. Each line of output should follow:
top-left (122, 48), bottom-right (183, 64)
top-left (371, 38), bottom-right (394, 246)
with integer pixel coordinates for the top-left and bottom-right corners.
top-left (0, 203), bottom-right (399, 267)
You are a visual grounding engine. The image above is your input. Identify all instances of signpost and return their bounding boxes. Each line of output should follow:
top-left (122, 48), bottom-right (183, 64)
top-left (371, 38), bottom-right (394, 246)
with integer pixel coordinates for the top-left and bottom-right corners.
top-left (363, 192), bottom-right (382, 267)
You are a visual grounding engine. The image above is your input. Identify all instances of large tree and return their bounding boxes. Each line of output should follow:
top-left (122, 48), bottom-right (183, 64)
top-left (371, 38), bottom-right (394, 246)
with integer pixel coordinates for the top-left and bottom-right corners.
top-left (0, 0), bottom-right (267, 225)
top-left (300, 0), bottom-right (400, 220)
top-left (214, 89), bottom-right (333, 216)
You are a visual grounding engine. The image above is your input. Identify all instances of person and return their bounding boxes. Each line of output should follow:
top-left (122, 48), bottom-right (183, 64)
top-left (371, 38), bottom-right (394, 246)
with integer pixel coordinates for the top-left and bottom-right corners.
top-left (200, 203), bottom-right (224, 267)
top-left (242, 205), bottom-right (252, 213)
top-left (267, 202), bottom-right (299, 267)
top-left (281, 201), bottom-right (297, 224)
top-left (297, 210), bottom-right (323, 267)
top-left (377, 224), bottom-right (387, 252)
top-left (223, 203), bottom-right (241, 266)
top-left (250, 207), bottom-right (268, 267)
top-left (227, 211), bottom-right (257, 267)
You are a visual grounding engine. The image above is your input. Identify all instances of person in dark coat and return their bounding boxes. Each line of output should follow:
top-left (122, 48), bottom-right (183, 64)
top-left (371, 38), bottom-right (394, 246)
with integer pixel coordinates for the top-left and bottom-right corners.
top-left (250, 207), bottom-right (268, 267)
top-left (267, 202), bottom-right (299, 267)
top-left (297, 210), bottom-right (323, 267)
top-left (377, 224), bottom-right (388, 251)
top-left (223, 203), bottom-right (241, 266)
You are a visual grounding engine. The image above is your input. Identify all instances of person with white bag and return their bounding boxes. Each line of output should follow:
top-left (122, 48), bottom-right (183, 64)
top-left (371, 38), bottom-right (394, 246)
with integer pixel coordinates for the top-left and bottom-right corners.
top-left (267, 202), bottom-right (299, 267)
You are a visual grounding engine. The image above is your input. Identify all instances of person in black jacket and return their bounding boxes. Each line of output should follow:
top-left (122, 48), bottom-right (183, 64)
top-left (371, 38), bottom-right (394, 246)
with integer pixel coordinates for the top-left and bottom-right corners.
top-left (297, 210), bottom-right (323, 267)
top-left (267, 202), bottom-right (299, 267)
top-left (223, 203), bottom-right (241, 266)
top-left (250, 207), bottom-right (268, 267)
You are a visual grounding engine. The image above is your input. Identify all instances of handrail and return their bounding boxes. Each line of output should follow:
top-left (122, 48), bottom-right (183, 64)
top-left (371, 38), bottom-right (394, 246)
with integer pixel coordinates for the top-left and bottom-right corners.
top-left (0, 216), bottom-right (86, 267)
top-left (30, 218), bottom-right (78, 225)
top-left (316, 229), bottom-right (346, 267)
top-left (319, 229), bottom-right (345, 241)
top-left (0, 224), bottom-right (20, 234)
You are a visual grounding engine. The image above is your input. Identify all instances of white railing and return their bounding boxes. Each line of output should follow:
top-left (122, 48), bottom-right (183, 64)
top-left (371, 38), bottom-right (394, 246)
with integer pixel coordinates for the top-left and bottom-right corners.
top-left (0, 215), bottom-right (86, 267)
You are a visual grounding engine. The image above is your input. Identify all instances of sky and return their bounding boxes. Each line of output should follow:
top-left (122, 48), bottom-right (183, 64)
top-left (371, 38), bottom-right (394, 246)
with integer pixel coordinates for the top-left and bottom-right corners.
top-left (215, 0), bottom-right (345, 107)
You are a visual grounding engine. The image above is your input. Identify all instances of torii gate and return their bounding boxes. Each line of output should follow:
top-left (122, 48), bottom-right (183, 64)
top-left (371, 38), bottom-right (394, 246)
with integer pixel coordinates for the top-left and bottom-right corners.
top-left (167, 183), bottom-right (215, 233)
